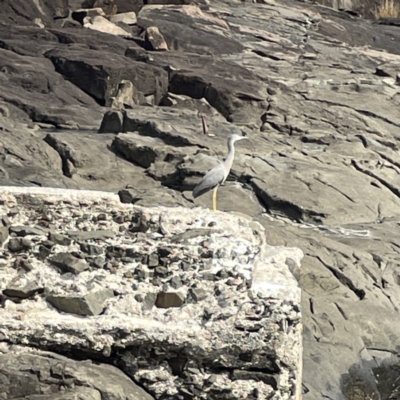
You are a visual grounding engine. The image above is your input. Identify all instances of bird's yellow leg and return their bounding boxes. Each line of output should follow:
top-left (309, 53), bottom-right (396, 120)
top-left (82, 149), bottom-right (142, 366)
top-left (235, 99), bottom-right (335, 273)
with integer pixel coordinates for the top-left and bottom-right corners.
top-left (213, 186), bottom-right (218, 211)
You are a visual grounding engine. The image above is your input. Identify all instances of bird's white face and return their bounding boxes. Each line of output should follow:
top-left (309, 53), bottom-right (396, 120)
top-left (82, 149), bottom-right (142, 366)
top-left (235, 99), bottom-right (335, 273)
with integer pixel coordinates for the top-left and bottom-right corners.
top-left (230, 133), bottom-right (248, 142)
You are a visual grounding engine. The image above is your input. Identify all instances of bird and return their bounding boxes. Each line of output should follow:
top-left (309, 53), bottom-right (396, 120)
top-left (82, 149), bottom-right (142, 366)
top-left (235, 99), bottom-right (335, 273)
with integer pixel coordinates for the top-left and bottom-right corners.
top-left (192, 133), bottom-right (248, 211)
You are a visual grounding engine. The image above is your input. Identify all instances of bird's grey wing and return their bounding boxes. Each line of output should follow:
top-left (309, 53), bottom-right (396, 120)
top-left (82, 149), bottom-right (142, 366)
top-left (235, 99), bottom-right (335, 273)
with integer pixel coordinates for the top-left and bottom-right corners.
top-left (192, 164), bottom-right (225, 199)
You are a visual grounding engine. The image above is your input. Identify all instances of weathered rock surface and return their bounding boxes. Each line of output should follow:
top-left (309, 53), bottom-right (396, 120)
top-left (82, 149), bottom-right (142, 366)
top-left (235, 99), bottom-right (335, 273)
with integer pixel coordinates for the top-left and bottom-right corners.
top-left (48, 252), bottom-right (90, 274)
top-left (3, 279), bottom-right (43, 299)
top-left (83, 15), bottom-right (132, 36)
top-left (110, 11), bottom-right (137, 25)
top-left (0, 188), bottom-right (302, 400)
top-left (0, 344), bottom-right (154, 400)
top-left (2, 0), bottom-right (400, 398)
top-left (47, 289), bottom-right (115, 315)
top-left (45, 47), bottom-right (168, 107)
top-left (0, 47), bottom-right (103, 129)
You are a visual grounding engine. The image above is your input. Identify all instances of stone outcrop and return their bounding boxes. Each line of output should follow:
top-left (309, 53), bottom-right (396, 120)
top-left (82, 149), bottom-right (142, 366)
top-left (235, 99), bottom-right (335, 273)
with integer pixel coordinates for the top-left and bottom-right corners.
top-left (2, 0), bottom-right (400, 398)
top-left (0, 187), bottom-right (302, 400)
top-left (0, 344), bottom-right (154, 400)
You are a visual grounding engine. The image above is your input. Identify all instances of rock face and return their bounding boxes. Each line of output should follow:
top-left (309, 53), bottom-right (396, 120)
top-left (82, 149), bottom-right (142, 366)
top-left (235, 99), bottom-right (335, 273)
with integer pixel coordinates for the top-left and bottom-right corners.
top-left (0, 344), bottom-right (154, 400)
top-left (2, 0), bottom-right (400, 398)
top-left (0, 188), bottom-right (302, 400)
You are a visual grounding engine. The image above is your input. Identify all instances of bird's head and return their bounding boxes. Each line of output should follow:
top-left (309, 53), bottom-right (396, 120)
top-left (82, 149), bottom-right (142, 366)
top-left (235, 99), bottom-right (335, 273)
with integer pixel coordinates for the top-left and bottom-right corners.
top-left (229, 132), bottom-right (249, 143)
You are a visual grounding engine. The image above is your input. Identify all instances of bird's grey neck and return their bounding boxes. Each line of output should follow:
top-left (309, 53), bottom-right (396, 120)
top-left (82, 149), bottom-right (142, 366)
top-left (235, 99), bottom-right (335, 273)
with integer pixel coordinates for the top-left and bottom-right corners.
top-left (228, 139), bottom-right (236, 153)
top-left (226, 139), bottom-right (235, 164)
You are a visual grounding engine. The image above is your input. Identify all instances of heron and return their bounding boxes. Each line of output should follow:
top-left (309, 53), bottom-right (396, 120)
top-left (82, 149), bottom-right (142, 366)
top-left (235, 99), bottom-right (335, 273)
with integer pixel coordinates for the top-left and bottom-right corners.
top-left (192, 133), bottom-right (248, 211)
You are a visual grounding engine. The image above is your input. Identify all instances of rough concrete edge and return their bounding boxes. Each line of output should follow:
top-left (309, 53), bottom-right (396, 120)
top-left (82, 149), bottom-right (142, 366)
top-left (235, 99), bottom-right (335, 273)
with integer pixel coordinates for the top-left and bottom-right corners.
top-left (0, 186), bottom-right (304, 398)
top-left (251, 220), bottom-right (303, 400)
top-left (0, 186), bottom-right (120, 201)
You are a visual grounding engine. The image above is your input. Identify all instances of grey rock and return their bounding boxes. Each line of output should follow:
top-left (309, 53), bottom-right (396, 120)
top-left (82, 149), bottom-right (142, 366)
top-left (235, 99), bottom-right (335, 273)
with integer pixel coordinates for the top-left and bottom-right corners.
top-left (169, 276), bottom-right (183, 289)
top-left (134, 293), bottom-right (145, 302)
top-left (46, 289), bottom-right (114, 316)
top-left (67, 230), bottom-right (115, 240)
top-left (7, 238), bottom-right (24, 253)
top-left (0, 226), bottom-right (8, 246)
top-left (231, 370), bottom-right (278, 389)
top-left (0, 0), bottom-right (59, 26)
top-left (90, 256), bottom-right (105, 269)
top-left (21, 237), bottom-right (33, 249)
top-left (157, 247), bottom-right (171, 258)
top-left (45, 46), bottom-right (168, 106)
top-left (148, 253), bottom-right (159, 267)
top-left (0, 345), bottom-right (154, 399)
top-left (170, 228), bottom-right (215, 244)
top-left (112, 133), bottom-right (163, 168)
top-left (94, 214), bottom-right (107, 222)
top-left (168, 357), bottom-right (187, 376)
top-left (48, 25), bottom-right (129, 54)
top-left (98, 110), bottom-right (124, 133)
top-left (217, 269), bottom-right (230, 279)
top-left (202, 271), bottom-right (217, 281)
top-left (154, 266), bottom-right (169, 278)
top-left (83, 15), bottom-right (132, 38)
top-left (134, 265), bottom-right (150, 281)
top-left (119, 106), bottom-right (240, 146)
top-left (145, 26), bottom-right (168, 51)
top-left (155, 291), bottom-right (185, 308)
top-left (48, 252), bottom-right (90, 275)
top-left (44, 134), bottom-right (80, 178)
top-left (142, 292), bottom-right (157, 311)
top-left (124, 270), bottom-right (133, 278)
top-left (146, 160), bottom-right (181, 187)
top-left (0, 47), bottom-right (103, 128)
top-left (0, 120), bottom-right (71, 188)
top-left (110, 11), bottom-right (137, 25)
top-left (3, 280), bottom-right (42, 299)
top-left (137, 4), bottom-right (244, 56)
top-left (9, 225), bottom-right (48, 237)
top-left (48, 232), bottom-right (72, 246)
top-left (151, 277), bottom-right (163, 286)
top-left (189, 287), bottom-right (208, 302)
top-left (72, 7), bottom-right (106, 25)
top-left (114, 0), bottom-right (144, 14)
top-left (80, 242), bottom-right (104, 255)
top-left (45, 130), bottom-right (159, 191)
top-left (106, 245), bottom-right (126, 258)
top-left (38, 245), bottom-right (52, 260)
top-left (375, 62), bottom-right (400, 79)
top-left (42, 0), bottom-right (69, 19)
top-left (125, 55), bottom-right (264, 126)
top-left (81, 0), bottom-right (118, 15)
top-left (180, 261), bottom-right (192, 271)
top-left (13, 257), bottom-right (34, 272)
top-left (110, 80), bottom-right (137, 110)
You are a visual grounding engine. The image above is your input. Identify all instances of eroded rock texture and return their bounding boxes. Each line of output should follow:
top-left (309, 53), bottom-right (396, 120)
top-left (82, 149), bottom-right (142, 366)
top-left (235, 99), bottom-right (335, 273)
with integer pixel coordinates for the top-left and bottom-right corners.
top-left (0, 344), bottom-right (154, 400)
top-left (1, 0), bottom-right (400, 398)
top-left (0, 188), bottom-right (302, 400)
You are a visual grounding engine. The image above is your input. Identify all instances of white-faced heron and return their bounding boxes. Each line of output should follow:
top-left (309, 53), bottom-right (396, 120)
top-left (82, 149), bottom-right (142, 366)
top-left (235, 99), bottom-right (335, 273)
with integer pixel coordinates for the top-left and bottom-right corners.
top-left (192, 133), bottom-right (248, 211)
